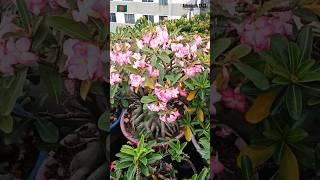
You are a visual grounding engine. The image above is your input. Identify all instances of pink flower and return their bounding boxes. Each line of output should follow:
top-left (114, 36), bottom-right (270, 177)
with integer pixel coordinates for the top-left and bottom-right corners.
top-left (110, 73), bottom-right (121, 85)
top-left (0, 16), bottom-right (23, 38)
top-left (136, 39), bottom-right (144, 49)
top-left (48, 0), bottom-right (69, 9)
top-left (64, 79), bottom-right (75, 95)
top-left (147, 102), bottom-right (166, 112)
top-left (210, 81), bottom-right (221, 115)
top-left (6, 38), bottom-right (38, 65)
top-left (132, 53), bottom-right (141, 60)
top-left (129, 74), bottom-right (144, 88)
top-left (63, 39), bottom-right (104, 80)
top-left (72, 0), bottom-right (107, 23)
top-left (211, 153), bottom-right (224, 179)
top-left (156, 26), bottom-right (169, 45)
top-left (171, 43), bottom-right (183, 52)
top-left (190, 44), bottom-right (197, 53)
top-left (143, 34), bottom-right (152, 44)
top-left (220, 88), bottom-right (246, 112)
top-left (195, 36), bottom-right (202, 46)
top-left (183, 65), bottom-right (204, 78)
top-left (160, 110), bottom-right (180, 123)
top-left (154, 85), bottom-right (179, 103)
top-left (116, 51), bottom-right (131, 66)
top-left (133, 59), bottom-right (146, 69)
top-left (0, 38), bottom-right (38, 76)
top-left (26, 0), bottom-right (47, 15)
top-left (179, 88), bottom-right (187, 97)
top-left (175, 46), bottom-right (189, 58)
top-left (146, 65), bottom-right (159, 78)
top-left (176, 36), bottom-right (183, 41)
top-left (0, 40), bottom-right (17, 76)
top-left (237, 15), bottom-right (292, 52)
top-left (149, 38), bottom-right (160, 48)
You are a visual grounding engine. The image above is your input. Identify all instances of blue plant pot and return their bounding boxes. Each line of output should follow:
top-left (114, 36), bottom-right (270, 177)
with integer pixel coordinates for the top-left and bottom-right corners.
top-left (111, 108), bottom-right (125, 131)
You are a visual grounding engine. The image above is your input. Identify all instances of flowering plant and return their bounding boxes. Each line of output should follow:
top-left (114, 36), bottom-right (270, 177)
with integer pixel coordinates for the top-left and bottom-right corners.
top-left (111, 24), bottom-right (210, 141)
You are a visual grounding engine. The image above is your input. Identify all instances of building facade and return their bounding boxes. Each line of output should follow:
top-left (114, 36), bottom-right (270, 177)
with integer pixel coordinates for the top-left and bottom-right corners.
top-left (110, 0), bottom-right (208, 32)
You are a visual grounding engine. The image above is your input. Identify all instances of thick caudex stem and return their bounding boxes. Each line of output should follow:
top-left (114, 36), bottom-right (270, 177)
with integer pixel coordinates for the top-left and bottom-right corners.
top-left (129, 102), bottom-right (179, 139)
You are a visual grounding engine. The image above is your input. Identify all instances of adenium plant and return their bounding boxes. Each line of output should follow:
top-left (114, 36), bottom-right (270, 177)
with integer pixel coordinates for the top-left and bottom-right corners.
top-left (111, 25), bottom-right (210, 140)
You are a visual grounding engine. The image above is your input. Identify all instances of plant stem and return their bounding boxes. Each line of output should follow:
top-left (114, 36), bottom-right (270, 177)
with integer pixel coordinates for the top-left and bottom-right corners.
top-left (183, 157), bottom-right (197, 174)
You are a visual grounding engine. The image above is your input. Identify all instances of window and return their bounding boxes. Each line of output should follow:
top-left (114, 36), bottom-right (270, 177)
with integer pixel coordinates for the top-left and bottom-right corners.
top-left (110, 13), bottom-right (116, 22)
top-left (125, 14), bottom-right (135, 24)
top-left (159, 16), bottom-right (167, 22)
top-left (142, 0), bottom-right (153, 2)
top-left (159, 0), bottom-right (168, 5)
top-left (143, 15), bottom-right (154, 23)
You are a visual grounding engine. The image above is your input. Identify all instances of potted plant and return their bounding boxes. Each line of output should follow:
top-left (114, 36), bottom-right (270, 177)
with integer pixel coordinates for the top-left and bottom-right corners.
top-left (110, 24), bottom-right (210, 147)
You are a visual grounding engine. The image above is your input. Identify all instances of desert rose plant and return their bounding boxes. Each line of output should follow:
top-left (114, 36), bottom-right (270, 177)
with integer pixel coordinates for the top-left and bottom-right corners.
top-left (111, 25), bottom-right (210, 142)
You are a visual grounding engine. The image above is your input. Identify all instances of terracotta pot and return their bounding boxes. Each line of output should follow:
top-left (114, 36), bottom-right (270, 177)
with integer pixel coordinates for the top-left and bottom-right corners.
top-left (120, 110), bottom-right (184, 149)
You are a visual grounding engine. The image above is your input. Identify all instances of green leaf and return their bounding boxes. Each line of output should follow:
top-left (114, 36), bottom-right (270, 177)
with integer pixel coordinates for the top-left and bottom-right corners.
top-left (32, 18), bottom-right (49, 51)
top-left (46, 16), bottom-right (92, 41)
top-left (126, 165), bottom-right (137, 180)
top-left (120, 146), bottom-right (136, 156)
top-left (297, 60), bottom-right (315, 77)
top-left (34, 119), bottom-right (59, 143)
top-left (16, 0), bottom-right (31, 31)
top-left (39, 64), bottom-right (63, 104)
top-left (233, 61), bottom-right (270, 90)
top-left (140, 164), bottom-right (150, 177)
top-left (4, 119), bottom-right (31, 145)
top-left (227, 44), bottom-right (252, 60)
top-left (213, 38), bottom-right (232, 61)
top-left (0, 68), bottom-right (27, 115)
top-left (116, 161), bottom-right (132, 169)
top-left (298, 71), bottom-right (320, 82)
top-left (259, 52), bottom-right (290, 79)
top-left (197, 168), bottom-right (209, 180)
top-left (0, 115), bottom-right (13, 133)
top-left (240, 155), bottom-right (255, 180)
top-left (98, 111), bottom-right (108, 131)
top-left (263, 130), bottom-right (282, 141)
top-left (140, 95), bottom-right (157, 104)
top-left (297, 26), bottom-right (313, 61)
top-left (148, 154), bottom-right (162, 164)
top-left (286, 86), bottom-right (302, 120)
top-left (270, 35), bottom-right (289, 67)
top-left (287, 42), bottom-right (301, 73)
top-left (159, 52), bottom-right (171, 63)
top-left (274, 142), bottom-right (286, 163)
top-left (287, 129), bottom-right (308, 143)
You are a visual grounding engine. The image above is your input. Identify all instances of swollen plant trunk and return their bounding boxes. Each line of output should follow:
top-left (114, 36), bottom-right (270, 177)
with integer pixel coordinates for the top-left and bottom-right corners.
top-left (136, 166), bottom-right (140, 180)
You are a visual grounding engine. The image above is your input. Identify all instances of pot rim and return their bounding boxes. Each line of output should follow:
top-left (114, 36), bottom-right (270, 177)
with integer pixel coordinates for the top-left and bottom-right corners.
top-left (120, 109), bottom-right (184, 147)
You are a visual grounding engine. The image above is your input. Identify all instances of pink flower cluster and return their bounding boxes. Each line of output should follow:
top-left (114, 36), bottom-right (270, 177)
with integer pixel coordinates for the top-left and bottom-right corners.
top-left (220, 88), bottom-right (246, 113)
top-left (154, 85), bottom-right (179, 103)
top-left (0, 38), bottom-right (38, 76)
top-left (24, 0), bottom-right (107, 23)
top-left (129, 74), bottom-right (145, 88)
top-left (237, 12), bottom-right (292, 52)
top-left (63, 39), bottom-right (106, 81)
top-left (111, 43), bottom-right (132, 66)
top-left (141, 26), bottom-right (170, 49)
top-left (110, 73), bottom-right (121, 85)
top-left (183, 65), bottom-right (204, 78)
top-left (72, 0), bottom-right (108, 23)
top-left (0, 16), bottom-right (23, 38)
top-left (210, 81), bottom-right (221, 116)
top-left (159, 110), bottom-right (180, 123)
